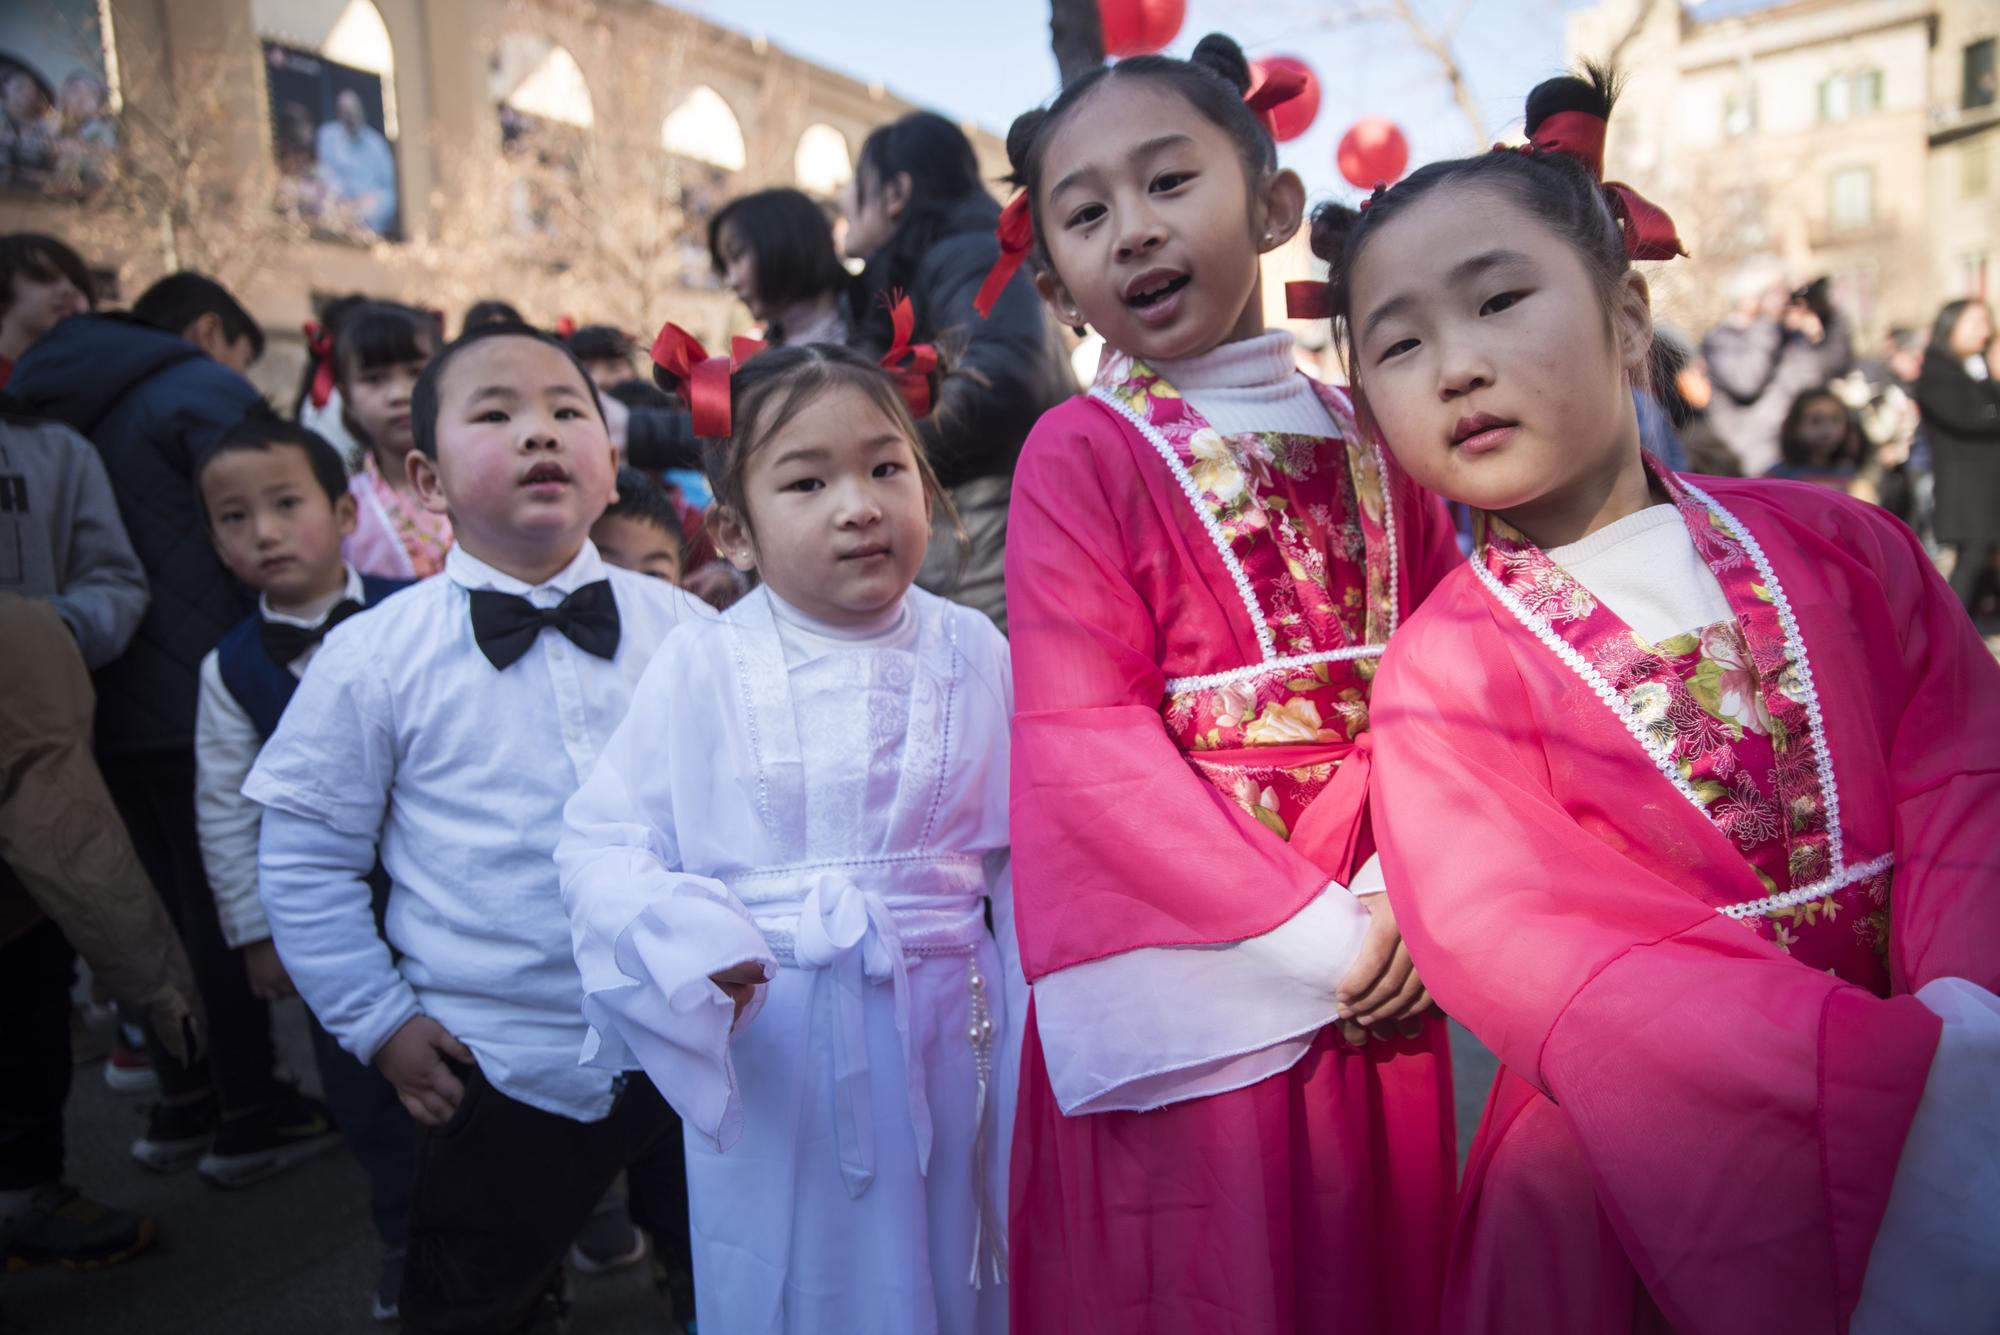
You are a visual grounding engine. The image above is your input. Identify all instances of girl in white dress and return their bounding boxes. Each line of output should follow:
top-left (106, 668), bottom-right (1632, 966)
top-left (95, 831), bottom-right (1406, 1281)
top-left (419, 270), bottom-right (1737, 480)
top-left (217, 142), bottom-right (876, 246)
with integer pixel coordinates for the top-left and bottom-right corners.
top-left (557, 333), bottom-right (1022, 1335)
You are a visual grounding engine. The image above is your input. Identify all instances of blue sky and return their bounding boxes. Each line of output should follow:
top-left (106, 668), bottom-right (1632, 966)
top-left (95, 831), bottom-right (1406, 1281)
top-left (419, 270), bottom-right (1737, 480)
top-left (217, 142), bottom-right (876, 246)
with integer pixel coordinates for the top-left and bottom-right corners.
top-left (678, 0), bottom-right (1580, 205)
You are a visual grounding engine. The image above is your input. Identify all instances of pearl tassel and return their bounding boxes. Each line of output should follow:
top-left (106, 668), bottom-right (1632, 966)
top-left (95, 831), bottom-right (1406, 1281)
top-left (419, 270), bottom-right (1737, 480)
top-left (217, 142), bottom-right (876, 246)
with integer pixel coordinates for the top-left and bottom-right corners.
top-left (965, 961), bottom-right (1006, 1288)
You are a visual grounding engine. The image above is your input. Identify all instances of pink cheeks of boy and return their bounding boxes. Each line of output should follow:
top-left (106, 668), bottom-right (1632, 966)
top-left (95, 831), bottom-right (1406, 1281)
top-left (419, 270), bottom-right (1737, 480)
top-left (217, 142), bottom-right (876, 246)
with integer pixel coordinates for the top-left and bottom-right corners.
top-left (1030, 79), bottom-right (1305, 365)
top-left (344, 350), bottom-right (431, 481)
top-left (1348, 182), bottom-right (1656, 550)
top-left (202, 444), bottom-right (358, 614)
top-left (408, 335), bottom-right (619, 587)
top-left (710, 382), bottom-right (932, 629)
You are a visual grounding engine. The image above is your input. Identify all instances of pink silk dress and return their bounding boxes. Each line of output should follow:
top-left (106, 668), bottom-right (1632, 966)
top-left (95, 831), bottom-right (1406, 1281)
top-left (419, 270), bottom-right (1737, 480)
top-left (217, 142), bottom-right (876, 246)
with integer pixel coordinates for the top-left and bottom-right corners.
top-left (1371, 465), bottom-right (2000, 1335)
top-left (1006, 353), bottom-right (1463, 1335)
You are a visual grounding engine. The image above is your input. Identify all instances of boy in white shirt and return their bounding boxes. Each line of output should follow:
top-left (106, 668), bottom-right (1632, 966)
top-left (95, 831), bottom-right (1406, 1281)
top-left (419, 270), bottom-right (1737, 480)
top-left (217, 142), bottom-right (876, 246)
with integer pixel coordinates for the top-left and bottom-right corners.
top-left (244, 323), bottom-right (709, 1333)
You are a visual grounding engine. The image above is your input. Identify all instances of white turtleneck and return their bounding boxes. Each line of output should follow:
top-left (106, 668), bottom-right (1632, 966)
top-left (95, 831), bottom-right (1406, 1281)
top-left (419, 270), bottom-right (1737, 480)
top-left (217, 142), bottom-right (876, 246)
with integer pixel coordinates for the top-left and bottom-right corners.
top-left (766, 585), bottom-right (917, 666)
top-left (1149, 331), bottom-right (1339, 438)
top-left (769, 297), bottom-right (846, 349)
top-left (1546, 504), bottom-right (1730, 644)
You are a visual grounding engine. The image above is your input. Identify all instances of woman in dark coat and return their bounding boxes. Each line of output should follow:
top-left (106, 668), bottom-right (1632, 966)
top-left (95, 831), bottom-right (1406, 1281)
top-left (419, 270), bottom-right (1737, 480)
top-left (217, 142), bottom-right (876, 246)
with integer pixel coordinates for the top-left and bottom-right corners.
top-left (841, 112), bottom-right (1074, 631)
top-left (1914, 299), bottom-right (2000, 615)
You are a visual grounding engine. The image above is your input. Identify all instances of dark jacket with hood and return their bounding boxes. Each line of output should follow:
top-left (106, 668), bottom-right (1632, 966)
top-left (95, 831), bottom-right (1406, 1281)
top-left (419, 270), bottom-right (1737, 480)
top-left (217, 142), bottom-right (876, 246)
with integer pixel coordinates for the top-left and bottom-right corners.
top-left (8, 313), bottom-right (261, 754)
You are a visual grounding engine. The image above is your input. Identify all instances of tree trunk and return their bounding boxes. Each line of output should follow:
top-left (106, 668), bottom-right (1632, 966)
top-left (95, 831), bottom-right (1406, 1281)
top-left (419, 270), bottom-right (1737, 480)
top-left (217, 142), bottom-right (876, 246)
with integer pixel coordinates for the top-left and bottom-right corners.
top-left (1050, 0), bottom-right (1105, 87)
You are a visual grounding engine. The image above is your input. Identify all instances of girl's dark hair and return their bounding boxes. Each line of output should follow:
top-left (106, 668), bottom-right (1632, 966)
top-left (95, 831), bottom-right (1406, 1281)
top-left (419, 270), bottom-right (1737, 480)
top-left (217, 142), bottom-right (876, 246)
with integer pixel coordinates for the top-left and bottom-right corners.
top-left (462, 299), bottom-right (523, 331)
top-left (410, 321), bottom-right (604, 460)
top-left (1309, 65), bottom-right (1649, 399)
top-left (0, 232), bottom-right (95, 313)
top-left (683, 342), bottom-right (963, 564)
top-left (708, 188), bottom-right (850, 325)
top-left (850, 112), bottom-right (988, 346)
top-left (1003, 34), bottom-right (1279, 269)
top-left (565, 324), bottom-right (635, 363)
top-left (334, 301), bottom-right (439, 387)
top-left (292, 292), bottom-right (366, 418)
top-left (1929, 298), bottom-right (1988, 356)
top-left (1778, 386), bottom-right (1863, 471)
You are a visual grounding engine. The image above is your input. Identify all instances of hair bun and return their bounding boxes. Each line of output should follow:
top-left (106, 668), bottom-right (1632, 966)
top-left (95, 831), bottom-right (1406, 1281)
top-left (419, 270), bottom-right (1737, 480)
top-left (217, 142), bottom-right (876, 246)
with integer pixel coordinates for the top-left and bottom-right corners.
top-left (1524, 62), bottom-right (1619, 136)
top-left (1189, 33), bottom-right (1253, 96)
top-left (1309, 201), bottom-right (1361, 267)
top-left (1004, 107), bottom-right (1049, 187)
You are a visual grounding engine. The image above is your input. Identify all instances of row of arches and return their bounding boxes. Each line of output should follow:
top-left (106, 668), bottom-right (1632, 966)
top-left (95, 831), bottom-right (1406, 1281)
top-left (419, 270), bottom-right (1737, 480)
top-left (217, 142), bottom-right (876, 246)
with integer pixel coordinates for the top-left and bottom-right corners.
top-left (253, 0), bottom-right (856, 192)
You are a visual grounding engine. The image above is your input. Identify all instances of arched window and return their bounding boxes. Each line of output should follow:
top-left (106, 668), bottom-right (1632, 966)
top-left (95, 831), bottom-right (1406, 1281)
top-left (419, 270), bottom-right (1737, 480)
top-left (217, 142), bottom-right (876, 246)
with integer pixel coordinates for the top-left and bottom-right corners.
top-left (491, 33), bottom-right (593, 128)
top-left (794, 123), bottom-right (852, 196)
top-left (253, 0), bottom-right (396, 135)
top-left (662, 86), bottom-right (745, 171)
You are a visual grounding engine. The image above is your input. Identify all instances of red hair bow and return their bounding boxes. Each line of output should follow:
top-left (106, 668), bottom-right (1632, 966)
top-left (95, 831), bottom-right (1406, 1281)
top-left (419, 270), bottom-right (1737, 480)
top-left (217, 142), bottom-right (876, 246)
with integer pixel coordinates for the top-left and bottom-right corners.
top-left (1522, 110), bottom-right (1685, 261)
top-left (1244, 63), bottom-right (1308, 139)
top-left (1284, 281), bottom-right (1331, 321)
top-left (302, 320), bottom-right (336, 410)
top-left (973, 191), bottom-right (1035, 320)
top-left (555, 314), bottom-right (578, 338)
top-left (650, 323), bottom-right (764, 438)
top-left (879, 293), bottom-right (939, 418)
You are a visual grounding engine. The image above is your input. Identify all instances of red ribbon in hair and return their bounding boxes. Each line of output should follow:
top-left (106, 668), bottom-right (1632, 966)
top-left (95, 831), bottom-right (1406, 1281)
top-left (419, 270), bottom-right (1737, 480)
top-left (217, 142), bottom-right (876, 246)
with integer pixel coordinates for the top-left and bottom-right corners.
top-left (649, 323), bottom-right (765, 438)
top-left (973, 191), bottom-right (1035, 320)
top-left (1520, 110), bottom-right (1686, 261)
top-left (302, 320), bottom-right (336, 410)
top-left (1284, 281), bottom-right (1331, 321)
top-left (555, 314), bottom-right (578, 338)
top-left (879, 293), bottom-right (939, 418)
top-left (1243, 62), bottom-right (1308, 139)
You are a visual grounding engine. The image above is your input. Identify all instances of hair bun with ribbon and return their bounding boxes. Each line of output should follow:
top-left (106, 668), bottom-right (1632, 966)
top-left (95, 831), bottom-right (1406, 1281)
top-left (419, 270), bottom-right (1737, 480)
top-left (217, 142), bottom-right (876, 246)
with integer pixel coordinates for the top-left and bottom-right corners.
top-left (302, 320), bottom-right (336, 409)
top-left (649, 322), bottom-right (765, 438)
top-left (1516, 66), bottom-right (1685, 262)
top-left (878, 292), bottom-right (940, 419)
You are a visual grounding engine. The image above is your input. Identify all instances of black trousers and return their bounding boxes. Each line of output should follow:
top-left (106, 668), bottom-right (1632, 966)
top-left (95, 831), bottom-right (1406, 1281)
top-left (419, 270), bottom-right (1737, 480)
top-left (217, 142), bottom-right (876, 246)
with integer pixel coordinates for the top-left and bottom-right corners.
top-left (307, 1015), bottom-right (415, 1252)
top-left (0, 920), bottom-right (76, 1188)
top-left (98, 749), bottom-right (279, 1113)
top-left (400, 1062), bottom-right (673, 1335)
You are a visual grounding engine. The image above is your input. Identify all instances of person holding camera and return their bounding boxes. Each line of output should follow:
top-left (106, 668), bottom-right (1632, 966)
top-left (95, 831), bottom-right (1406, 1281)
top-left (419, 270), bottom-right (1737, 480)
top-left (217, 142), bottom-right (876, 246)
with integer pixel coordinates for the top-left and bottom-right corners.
top-left (1702, 263), bottom-right (1854, 475)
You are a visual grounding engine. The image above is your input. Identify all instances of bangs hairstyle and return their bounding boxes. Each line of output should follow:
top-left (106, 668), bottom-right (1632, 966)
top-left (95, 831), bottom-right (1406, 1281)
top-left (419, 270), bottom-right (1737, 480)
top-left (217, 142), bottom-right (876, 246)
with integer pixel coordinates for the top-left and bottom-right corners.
top-left (1308, 64), bottom-right (1661, 411)
top-left (688, 342), bottom-right (964, 561)
top-left (708, 189), bottom-right (850, 318)
top-left (604, 466), bottom-right (685, 556)
top-left (335, 301), bottom-right (440, 385)
top-left (1003, 33), bottom-right (1279, 267)
top-left (409, 321), bottom-right (604, 460)
top-left (0, 232), bottom-right (95, 312)
top-left (196, 414), bottom-right (350, 524)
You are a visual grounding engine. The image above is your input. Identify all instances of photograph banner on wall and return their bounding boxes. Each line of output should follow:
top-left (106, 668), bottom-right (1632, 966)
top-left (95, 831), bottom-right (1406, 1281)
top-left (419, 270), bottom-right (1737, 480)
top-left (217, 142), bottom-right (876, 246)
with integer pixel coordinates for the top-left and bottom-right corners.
top-left (0, 0), bottom-right (117, 198)
top-left (265, 41), bottom-right (399, 242)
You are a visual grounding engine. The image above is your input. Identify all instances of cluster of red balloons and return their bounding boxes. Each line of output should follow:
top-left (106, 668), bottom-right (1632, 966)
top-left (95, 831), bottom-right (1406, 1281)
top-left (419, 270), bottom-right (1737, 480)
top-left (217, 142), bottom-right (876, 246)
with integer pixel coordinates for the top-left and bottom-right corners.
top-left (1093, 1), bottom-right (1410, 191)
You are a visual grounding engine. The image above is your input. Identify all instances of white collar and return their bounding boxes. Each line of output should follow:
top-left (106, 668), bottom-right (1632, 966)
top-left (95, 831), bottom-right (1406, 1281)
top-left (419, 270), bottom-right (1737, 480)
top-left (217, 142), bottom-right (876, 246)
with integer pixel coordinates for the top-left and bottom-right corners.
top-left (764, 585), bottom-right (913, 644)
top-left (1149, 331), bottom-right (1299, 393)
top-left (261, 563), bottom-right (365, 628)
top-left (446, 541), bottom-right (606, 598)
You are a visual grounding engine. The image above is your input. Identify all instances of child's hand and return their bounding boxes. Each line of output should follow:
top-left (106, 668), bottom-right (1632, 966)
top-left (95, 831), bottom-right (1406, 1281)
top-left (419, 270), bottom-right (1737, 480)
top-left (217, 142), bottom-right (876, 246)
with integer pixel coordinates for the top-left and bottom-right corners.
top-left (710, 962), bottom-right (766, 1027)
top-left (1334, 893), bottom-right (1433, 1045)
top-left (242, 938), bottom-right (297, 1002)
top-left (374, 1014), bottom-right (476, 1126)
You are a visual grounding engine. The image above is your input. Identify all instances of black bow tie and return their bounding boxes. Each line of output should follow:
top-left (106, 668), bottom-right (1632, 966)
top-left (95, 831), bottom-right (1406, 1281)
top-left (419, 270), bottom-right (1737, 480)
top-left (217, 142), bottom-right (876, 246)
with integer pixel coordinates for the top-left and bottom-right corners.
top-left (468, 580), bottom-right (621, 670)
top-left (261, 599), bottom-right (363, 666)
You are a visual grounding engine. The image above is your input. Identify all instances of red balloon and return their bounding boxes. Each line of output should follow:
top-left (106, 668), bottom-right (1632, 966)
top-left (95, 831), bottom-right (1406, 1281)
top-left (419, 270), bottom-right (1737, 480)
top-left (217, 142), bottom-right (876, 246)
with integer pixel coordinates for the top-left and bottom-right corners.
top-left (1337, 118), bottom-right (1411, 188)
top-left (1098, 0), bottom-right (1185, 58)
top-left (1248, 55), bottom-right (1320, 143)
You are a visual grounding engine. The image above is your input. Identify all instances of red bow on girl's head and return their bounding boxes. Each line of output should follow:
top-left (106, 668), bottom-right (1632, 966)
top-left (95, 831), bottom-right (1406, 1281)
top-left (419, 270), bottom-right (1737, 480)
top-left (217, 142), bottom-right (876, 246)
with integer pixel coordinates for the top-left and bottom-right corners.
top-left (1244, 63), bottom-right (1308, 139)
top-left (973, 191), bottom-right (1035, 320)
top-left (649, 322), bottom-right (764, 438)
top-left (1517, 110), bottom-right (1686, 262)
top-left (879, 293), bottom-right (939, 419)
top-left (302, 320), bottom-right (336, 410)
top-left (555, 314), bottom-right (578, 338)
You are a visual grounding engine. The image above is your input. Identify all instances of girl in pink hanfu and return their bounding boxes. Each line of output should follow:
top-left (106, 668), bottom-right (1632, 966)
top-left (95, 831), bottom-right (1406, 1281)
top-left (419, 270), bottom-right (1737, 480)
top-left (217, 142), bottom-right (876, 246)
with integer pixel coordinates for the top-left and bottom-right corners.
top-left (334, 303), bottom-right (452, 579)
top-left (997, 34), bottom-right (1462, 1335)
top-left (1316, 67), bottom-right (2000, 1335)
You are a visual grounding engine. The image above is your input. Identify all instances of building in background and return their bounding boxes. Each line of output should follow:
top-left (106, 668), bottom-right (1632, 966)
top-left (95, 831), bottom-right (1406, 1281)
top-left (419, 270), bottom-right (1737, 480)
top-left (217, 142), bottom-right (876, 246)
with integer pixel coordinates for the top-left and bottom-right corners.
top-left (0, 0), bottom-right (1009, 401)
top-left (1567, 0), bottom-right (1997, 342)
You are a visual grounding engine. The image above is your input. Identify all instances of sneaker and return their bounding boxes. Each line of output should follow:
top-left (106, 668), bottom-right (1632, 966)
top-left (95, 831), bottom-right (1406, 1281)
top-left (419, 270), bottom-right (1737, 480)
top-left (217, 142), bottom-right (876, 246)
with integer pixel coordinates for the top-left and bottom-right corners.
top-left (197, 1085), bottom-right (342, 1188)
top-left (103, 1041), bottom-right (160, 1096)
top-left (370, 1247), bottom-right (405, 1322)
top-left (567, 1202), bottom-right (648, 1275)
top-left (1, 1185), bottom-right (158, 1271)
top-left (130, 1095), bottom-right (217, 1172)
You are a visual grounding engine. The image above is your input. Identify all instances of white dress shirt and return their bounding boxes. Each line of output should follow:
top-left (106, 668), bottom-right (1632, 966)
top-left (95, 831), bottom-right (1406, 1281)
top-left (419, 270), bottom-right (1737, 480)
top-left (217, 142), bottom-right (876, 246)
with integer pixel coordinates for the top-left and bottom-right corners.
top-left (245, 542), bottom-right (710, 1121)
top-left (195, 564), bottom-right (369, 949)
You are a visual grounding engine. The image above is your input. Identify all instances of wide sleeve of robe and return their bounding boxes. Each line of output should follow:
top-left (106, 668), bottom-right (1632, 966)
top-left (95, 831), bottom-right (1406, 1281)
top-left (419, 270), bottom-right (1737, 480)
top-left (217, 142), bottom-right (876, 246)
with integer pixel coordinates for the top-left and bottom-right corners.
top-left (1371, 571), bottom-right (1944, 1335)
top-left (556, 621), bottom-right (777, 1152)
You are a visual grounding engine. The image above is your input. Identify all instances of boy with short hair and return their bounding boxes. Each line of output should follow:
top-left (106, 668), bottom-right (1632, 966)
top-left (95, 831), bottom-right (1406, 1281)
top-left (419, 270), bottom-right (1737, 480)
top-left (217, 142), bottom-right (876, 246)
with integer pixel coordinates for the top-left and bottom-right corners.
top-left (192, 415), bottom-right (415, 1316)
top-left (590, 466), bottom-right (684, 585)
top-left (245, 323), bottom-right (709, 1333)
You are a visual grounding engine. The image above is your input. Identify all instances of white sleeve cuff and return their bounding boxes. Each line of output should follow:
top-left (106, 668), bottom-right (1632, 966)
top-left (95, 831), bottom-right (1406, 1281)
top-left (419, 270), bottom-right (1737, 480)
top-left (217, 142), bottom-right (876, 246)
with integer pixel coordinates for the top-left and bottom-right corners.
top-left (1031, 882), bottom-right (1371, 1115)
top-left (1852, 977), bottom-right (2000, 1335)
